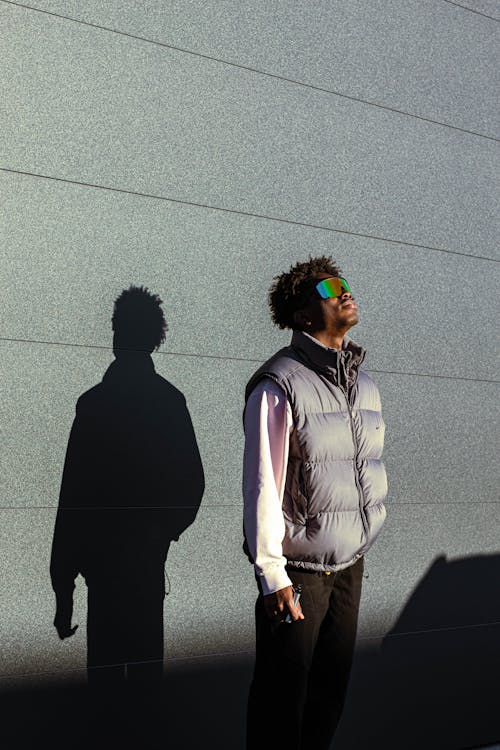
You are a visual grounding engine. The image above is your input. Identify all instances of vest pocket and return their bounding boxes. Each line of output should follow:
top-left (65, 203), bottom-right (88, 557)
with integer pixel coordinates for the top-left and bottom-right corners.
top-left (286, 459), bottom-right (308, 525)
top-left (295, 465), bottom-right (308, 525)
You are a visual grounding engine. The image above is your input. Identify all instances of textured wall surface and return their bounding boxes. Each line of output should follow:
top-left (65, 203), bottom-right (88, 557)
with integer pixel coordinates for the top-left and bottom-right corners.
top-left (1, 1), bottom-right (499, 748)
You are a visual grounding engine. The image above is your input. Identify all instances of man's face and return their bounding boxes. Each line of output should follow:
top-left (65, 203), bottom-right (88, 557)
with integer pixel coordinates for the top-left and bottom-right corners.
top-left (297, 272), bottom-right (358, 332)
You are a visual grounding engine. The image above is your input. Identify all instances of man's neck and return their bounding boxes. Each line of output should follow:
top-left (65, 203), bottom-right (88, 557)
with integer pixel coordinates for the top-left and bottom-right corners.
top-left (306, 329), bottom-right (346, 350)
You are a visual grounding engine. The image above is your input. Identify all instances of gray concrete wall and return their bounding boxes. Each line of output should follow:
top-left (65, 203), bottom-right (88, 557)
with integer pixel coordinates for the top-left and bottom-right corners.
top-left (1, 1), bottom-right (499, 747)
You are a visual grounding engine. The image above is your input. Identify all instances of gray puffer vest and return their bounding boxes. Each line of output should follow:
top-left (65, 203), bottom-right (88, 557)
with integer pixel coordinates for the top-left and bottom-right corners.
top-left (245, 330), bottom-right (387, 572)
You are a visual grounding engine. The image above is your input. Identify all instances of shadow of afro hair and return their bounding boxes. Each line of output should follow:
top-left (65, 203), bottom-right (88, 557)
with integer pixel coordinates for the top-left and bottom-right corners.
top-left (112, 285), bottom-right (168, 353)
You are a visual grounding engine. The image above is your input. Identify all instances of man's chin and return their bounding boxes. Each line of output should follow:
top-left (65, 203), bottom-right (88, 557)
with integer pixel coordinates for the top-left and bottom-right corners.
top-left (346, 312), bottom-right (359, 326)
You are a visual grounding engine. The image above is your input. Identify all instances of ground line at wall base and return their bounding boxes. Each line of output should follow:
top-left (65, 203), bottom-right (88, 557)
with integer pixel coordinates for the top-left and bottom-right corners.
top-left (2, 620), bottom-right (500, 683)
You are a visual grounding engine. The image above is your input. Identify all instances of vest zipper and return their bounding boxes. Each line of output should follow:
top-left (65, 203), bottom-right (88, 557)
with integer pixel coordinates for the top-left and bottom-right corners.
top-left (343, 384), bottom-right (369, 540)
top-left (322, 360), bottom-right (369, 542)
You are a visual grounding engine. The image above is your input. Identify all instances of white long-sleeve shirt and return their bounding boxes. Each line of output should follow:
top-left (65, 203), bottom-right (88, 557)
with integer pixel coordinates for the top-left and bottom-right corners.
top-left (242, 377), bottom-right (295, 595)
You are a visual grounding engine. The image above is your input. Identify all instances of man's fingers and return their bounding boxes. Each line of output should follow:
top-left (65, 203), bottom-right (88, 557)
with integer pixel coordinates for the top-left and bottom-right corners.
top-left (286, 600), bottom-right (304, 621)
top-left (263, 585), bottom-right (305, 622)
top-left (263, 586), bottom-right (294, 620)
top-left (283, 589), bottom-right (305, 621)
top-left (294, 602), bottom-right (305, 620)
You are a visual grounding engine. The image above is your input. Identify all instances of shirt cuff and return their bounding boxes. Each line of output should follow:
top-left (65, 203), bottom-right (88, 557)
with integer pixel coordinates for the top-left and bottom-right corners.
top-left (256, 564), bottom-right (293, 596)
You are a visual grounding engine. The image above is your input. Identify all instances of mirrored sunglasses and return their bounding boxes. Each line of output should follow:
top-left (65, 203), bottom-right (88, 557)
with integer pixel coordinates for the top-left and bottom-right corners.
top-left (315, 277), bottom-right (352, 299)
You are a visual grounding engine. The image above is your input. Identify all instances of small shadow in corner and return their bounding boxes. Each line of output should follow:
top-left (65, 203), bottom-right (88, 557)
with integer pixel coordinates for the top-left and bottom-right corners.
top-left (334, 553), bottom-right (500, 750)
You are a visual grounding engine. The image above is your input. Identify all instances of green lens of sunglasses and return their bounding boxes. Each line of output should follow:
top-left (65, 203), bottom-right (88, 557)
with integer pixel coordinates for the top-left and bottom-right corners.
top-left (316, 277), bottom-right (351, 299)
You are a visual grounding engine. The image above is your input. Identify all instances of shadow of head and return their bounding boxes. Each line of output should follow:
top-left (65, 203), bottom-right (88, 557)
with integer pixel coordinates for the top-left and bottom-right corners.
top-left (111, 284), bottom-right (168, 356)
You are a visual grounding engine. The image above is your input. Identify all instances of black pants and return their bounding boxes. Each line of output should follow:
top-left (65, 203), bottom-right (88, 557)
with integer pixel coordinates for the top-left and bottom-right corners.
top-left (246, 557), bottom-right (364, 750)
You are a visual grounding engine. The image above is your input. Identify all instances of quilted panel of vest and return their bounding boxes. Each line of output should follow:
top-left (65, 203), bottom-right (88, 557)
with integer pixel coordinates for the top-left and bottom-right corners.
top-left (352, 409), bottom-right (385, 461)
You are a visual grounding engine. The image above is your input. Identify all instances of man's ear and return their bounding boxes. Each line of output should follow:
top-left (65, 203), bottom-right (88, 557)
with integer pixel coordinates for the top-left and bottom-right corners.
top-left (293, 309), bottom-right (307, 330)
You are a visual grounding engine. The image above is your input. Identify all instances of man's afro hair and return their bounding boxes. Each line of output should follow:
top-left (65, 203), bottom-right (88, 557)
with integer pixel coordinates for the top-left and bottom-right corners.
top-left (268, 255), bottom-right (342, 330)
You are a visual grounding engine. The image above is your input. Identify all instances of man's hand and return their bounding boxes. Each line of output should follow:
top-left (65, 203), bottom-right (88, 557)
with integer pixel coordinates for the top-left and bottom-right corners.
top-left (263, 585), bottom-right (304, 623)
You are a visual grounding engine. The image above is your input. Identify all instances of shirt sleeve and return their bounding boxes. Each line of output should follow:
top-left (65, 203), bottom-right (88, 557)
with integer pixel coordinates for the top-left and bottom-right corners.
top-left (243, 377), bottom-right (294, 595)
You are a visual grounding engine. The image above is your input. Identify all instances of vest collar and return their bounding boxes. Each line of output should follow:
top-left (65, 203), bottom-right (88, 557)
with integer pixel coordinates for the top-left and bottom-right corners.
top-left (290, 330), bottom-right (366, 389)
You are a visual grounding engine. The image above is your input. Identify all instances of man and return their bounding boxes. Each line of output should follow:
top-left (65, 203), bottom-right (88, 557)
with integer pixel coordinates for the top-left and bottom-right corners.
top-left (243, 256), bottom-right (387, 750)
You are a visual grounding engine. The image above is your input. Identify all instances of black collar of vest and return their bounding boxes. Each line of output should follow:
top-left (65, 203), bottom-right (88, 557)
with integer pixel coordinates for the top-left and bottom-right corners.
top-left (290, 330), bottom-right (366, 383)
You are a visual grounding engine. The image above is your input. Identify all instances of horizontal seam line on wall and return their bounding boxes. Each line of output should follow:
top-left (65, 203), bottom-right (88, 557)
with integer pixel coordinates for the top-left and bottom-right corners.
top-left (1, 0), bottom-right (499, 142)
top-left (441, 0), bottom-right (500, 22)
top-left (0, 336), bottom-right (499, 384)
top-left (0, 506), bottom-right (210, 510)
top-left (361, 619), bottom-right (500, 640)
top-left (2, 168), bottom-right (499, 264)
top-left (0, 654), bottom-right (257, 684)
top-left (2, 502), bottom-right (500, 510)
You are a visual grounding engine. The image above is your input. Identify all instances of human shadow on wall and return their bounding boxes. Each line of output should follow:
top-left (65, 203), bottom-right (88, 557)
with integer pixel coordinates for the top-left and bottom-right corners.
top-left (333, 553), bottom-right (500, 750)
top-left (49, 285), bottom-right (205, 745)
